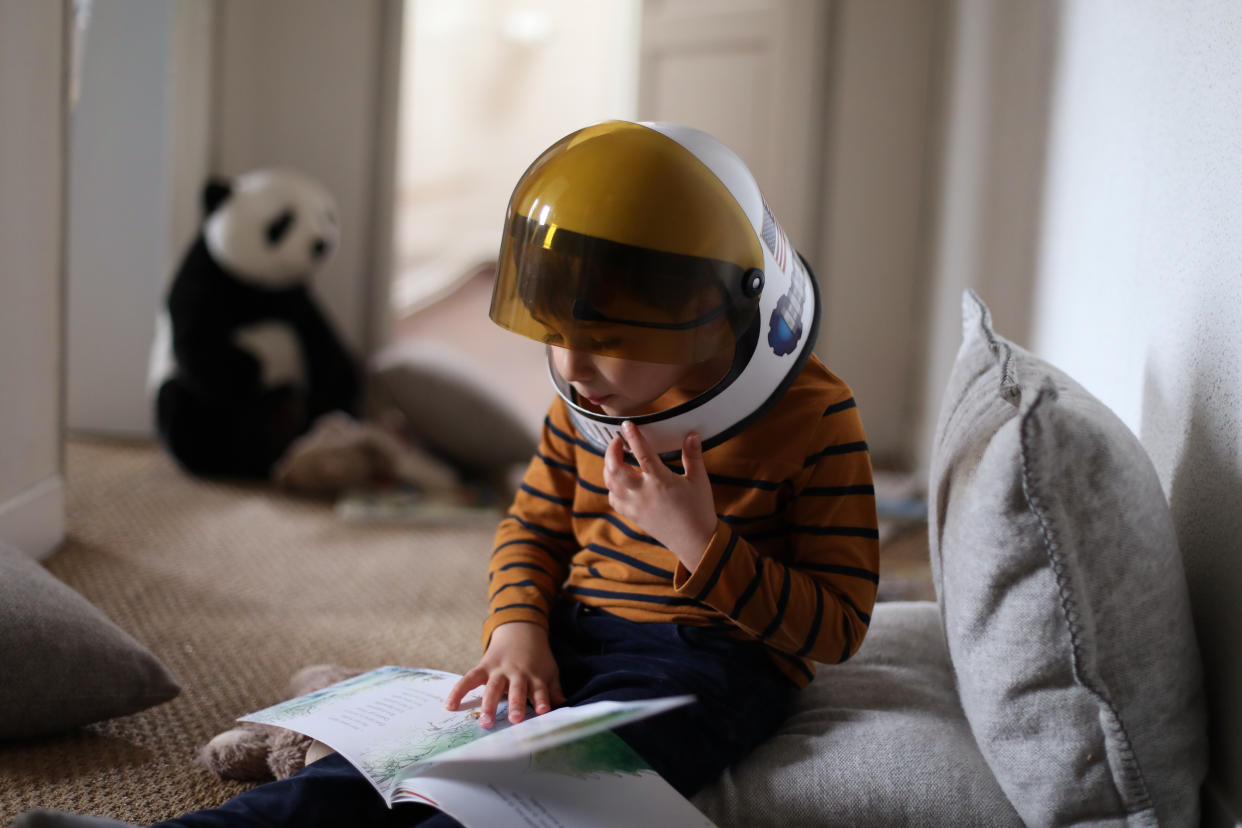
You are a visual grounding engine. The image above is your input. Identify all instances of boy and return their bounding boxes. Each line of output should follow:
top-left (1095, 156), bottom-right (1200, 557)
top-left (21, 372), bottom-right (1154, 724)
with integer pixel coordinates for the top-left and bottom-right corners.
top-left (443, 121), bottom-right (879, 799)
top-left (17, 121), bottom-right (877, 828)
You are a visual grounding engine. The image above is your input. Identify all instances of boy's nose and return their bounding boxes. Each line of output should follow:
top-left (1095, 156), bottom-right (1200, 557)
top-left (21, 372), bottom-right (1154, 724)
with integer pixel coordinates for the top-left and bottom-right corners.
top-left (560, 349), bottom-right (595, 382)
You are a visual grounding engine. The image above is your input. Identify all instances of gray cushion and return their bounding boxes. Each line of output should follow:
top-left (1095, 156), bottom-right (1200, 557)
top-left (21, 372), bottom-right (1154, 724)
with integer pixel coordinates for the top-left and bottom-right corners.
top-left (694, 601), bottom-right (1021, 827)
top-left (927, 290), bottom-right (1208, 826)
top-left (369, 339), bottom-right (537, 478)
top-left (0, 542), bottom-right (179, 738)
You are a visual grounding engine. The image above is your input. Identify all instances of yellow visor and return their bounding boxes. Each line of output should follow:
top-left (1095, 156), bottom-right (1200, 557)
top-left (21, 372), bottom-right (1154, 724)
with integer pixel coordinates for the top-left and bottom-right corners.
top-left (490, 213), bottom-right (761, 364)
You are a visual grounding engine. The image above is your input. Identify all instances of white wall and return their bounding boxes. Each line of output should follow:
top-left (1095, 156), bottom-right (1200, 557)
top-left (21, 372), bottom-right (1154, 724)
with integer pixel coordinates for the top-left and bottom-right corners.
top-left (915, 0), bottom-right (1060, 473)
top-left (1026, 1), bottom-right (1242, 820)
top-left (817, 0), bottom-right (943, 468)
top-left (0, 0), bottom-right (66, 559)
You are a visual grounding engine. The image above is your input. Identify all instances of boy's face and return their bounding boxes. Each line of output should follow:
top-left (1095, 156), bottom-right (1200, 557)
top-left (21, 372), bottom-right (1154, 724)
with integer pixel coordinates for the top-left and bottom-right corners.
top-left (550, 346), bottom-right (713, 418)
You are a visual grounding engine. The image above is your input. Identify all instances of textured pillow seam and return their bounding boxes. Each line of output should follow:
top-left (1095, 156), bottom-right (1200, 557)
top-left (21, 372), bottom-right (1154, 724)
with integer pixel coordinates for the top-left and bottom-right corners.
top-left (969, 290), bottom-right (1018, 399)
top-left (1017, 382), bottom-right (1156, 820)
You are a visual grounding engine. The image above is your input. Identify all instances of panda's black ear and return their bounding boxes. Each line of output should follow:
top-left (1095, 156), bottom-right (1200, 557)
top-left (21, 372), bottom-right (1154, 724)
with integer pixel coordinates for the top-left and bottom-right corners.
top-left (202, 178), bottom-right (232, 216)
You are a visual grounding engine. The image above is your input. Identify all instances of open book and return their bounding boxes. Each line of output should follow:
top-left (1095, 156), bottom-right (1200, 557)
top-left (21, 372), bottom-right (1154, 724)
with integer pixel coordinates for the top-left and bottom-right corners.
top-left (240, 666), bottom-right (718, 828)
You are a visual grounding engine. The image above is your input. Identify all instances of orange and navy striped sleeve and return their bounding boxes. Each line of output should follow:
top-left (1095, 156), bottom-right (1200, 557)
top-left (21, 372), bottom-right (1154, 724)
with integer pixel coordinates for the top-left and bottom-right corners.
top-left (481, 401), bottom-right (579, 648)
top-left (672, 358), bottom-right (879, 684)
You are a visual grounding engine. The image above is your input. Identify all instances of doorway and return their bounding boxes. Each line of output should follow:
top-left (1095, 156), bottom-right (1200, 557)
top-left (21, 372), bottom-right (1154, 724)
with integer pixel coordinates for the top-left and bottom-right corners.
top-left (390, 0), bottom-right (641, 432)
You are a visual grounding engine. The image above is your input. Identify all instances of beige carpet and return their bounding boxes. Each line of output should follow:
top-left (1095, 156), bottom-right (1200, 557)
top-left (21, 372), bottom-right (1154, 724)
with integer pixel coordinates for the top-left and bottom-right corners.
top-left (0, 439), bottom-right (496, 824)
top-left (0, 438), bottom-right (931, 824)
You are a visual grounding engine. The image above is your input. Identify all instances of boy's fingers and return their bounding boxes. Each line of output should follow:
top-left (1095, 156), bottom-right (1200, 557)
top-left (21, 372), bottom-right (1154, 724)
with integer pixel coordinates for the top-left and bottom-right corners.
top-left (681, 432), bottom-right (706, 481)
top-left (480, 675), bottom-right (507, 728)
top-left (444, 668), bottom-right (485, 710)
top-left (604, 437), bottom-right (623, 480)
top-left (532, 684), bottom-right (551, 715)
top-left (508, 676), bottom-right (528, 723)
top-left (621, 421), bottom-right (663, 477)
top-left (605, 436), bottom-right (638, 489)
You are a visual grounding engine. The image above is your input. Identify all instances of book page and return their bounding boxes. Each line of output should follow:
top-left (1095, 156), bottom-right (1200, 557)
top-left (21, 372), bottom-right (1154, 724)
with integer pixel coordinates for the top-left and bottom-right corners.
top-left (427, 696), bottom-right (694, 765)
top-left (394, 733), bottom-right (718, 828)
top-left (240, 666), bottom-right (510, 801)
top-left (240, 666), bottom-right (694, 807)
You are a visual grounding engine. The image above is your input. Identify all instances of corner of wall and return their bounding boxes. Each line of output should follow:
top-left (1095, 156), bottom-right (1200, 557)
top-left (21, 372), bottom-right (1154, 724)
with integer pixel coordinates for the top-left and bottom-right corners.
top-left (0, 476), bottom-right (67, 561)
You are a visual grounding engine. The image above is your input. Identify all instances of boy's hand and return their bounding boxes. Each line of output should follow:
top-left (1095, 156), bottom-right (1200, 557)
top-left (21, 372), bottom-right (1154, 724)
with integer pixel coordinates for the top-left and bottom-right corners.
top-left (604, 421), bottom-right (717, 571)
top-left (444, 621), bottom-right (565, 729)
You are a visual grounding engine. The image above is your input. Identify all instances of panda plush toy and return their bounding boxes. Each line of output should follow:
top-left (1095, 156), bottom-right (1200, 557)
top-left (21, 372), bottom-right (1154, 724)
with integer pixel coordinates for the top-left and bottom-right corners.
top-left (149, 168), bottom-right (361, 479)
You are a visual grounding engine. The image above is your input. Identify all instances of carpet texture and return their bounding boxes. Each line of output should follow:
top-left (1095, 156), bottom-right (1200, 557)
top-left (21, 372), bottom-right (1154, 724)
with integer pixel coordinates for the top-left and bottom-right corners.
top-left (1, 439), bottom-right (494, 824)
top-left (1, 438), bottom-right (931, 824)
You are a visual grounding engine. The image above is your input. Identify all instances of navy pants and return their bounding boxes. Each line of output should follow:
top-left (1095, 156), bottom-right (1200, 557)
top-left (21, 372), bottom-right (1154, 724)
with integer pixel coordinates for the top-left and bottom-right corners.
top-left (154, 603), bottom-right (793, 827)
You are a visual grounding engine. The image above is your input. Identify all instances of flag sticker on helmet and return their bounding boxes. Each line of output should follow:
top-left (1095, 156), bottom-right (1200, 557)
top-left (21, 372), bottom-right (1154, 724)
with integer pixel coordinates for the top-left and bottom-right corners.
top-left (760, 198), bottom-right (789, 272)
top-left (761, 200), bottom-right (806, 356)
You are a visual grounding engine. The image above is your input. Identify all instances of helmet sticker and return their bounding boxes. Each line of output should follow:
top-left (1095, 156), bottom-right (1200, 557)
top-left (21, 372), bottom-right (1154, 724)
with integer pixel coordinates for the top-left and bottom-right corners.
top-left (761, 200), bottom-right (806, 356)
top-left (760, 198), bottom-right (788, 271)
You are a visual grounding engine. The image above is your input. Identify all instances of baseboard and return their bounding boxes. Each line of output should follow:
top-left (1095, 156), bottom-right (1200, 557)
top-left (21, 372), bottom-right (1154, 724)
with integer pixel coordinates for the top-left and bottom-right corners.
top-left (1204, 779), bottom-right (1242, 828)
top-left (0, 474), bottom-right (66, 560)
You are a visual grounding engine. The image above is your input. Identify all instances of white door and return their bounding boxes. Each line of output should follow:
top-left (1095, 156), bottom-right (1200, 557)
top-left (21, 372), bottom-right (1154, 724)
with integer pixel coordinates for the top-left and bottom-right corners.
top-left (636, 0), bottom-right (830, 261)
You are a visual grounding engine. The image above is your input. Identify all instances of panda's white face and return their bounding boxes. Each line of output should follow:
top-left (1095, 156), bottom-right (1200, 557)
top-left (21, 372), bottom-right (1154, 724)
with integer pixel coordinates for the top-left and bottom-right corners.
top-left (204, 169), bottom-right (340, 288)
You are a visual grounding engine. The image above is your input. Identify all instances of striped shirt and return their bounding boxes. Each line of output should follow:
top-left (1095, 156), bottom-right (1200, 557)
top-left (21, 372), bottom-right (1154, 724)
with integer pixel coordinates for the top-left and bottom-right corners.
top-left (484, 354), bottom-right (879, 687)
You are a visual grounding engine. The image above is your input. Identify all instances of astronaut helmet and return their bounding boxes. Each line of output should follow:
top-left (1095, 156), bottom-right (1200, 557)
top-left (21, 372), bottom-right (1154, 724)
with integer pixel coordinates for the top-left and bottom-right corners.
top-left (489, 120), bottom-right (819, 455)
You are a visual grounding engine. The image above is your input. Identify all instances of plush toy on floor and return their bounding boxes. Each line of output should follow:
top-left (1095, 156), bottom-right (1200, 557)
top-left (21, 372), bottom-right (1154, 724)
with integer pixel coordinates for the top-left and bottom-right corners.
top-left (271, 409), bottom-right (459, 496)
top-left (200, 664), bottom-right (364, 781)
top-left (149, 169), bottom-right (362, 479)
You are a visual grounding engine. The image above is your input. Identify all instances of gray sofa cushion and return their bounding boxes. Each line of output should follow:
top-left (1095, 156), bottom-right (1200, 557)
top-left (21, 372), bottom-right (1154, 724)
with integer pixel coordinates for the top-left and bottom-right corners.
top-left (694, 601), bottom-right (1021, 827)
top-left (0, 541), bottom-right (180, 738)
top-left (927, 290), bottom-right (1208, 826)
